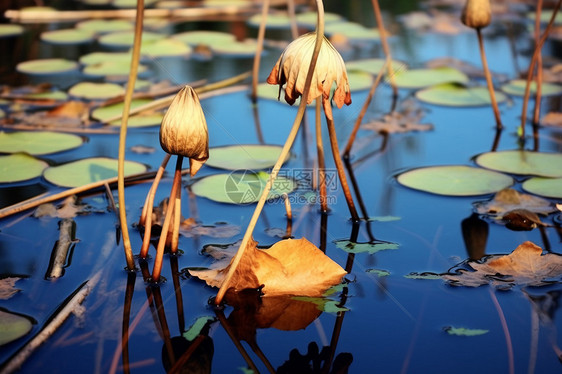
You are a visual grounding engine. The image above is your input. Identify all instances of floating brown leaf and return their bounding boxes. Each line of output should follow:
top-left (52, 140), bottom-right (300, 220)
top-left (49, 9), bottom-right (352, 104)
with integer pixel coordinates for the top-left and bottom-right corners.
top-left (474, 188), bottom-right (556, 217)
top-left (501, 209), bottom-right (547, 231)
top-left (541, 112), bottom-right (562, 128)
top-left (0, 277), bottom-right (22, 300)
top-left (363, 99), bottom-right (433, 134)
top-left (443, 241), bottom-right (562, 288)
top-left (190, 238), bottom-right (347, 297)
top-left (34, 196), bottom-right (91, 219)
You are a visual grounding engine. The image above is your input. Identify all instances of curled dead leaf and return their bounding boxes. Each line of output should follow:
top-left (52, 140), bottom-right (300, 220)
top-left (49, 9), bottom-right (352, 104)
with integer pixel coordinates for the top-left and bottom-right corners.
top-left (190, 237), bottom-right (347, 297)
top-left (474, 188), bottom-right (556, 217)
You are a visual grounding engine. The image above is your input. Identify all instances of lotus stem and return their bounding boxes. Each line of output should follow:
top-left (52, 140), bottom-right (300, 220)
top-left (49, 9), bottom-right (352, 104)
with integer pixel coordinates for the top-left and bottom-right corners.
top-left (170, 173), bottom-right (182, 254)
top-left (342, 59), bottom-right (387, 159)
top-left (215, 0), bottom-right (326, 305)
top-left (323, 101), bottom-right (360, 222)
top-left (370, 0), bottom-right (397, 100)
top-left (139, 154), bottom-right (171, 227)
top-left (287, 0), bottom-right (299, 38)
top-left (476, 28), bottom-right (503, 130)
top-left (532, 0), bottom-right (544, 127)
top-left (250, 0), bottom-right (270, 102)
top-left (519, 0), bottom-right (561, 142)
top-left (152, 156), bottom-right (183, 283)
top-left (117, 0), bottom-right (145, 271)
top-left (315, 98), bottom-right (329, 213)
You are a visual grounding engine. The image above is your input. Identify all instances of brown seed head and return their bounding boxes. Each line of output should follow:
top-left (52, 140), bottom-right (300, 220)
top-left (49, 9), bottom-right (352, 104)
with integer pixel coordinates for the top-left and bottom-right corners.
top-left (266, 32), bottom-right (351, 109)
top-left (461, 0), bottom-right (491, 29)
top-left (159, 85), bottom-right (209, 176)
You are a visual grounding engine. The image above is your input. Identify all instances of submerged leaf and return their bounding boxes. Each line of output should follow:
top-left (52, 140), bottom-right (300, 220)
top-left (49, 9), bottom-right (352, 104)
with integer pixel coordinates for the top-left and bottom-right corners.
top-left (473, 188), bottom-right (556, 217)
top-left (501, 209), bottom-right (546, 231)
top-left (190, 237), bottom-right (347, 297)
top-left (334, 240), bottom-right (399, 254)
top-left (443, 241), bottom-right (562, 288)
top-left (444, 326), bottom-right (489, 336)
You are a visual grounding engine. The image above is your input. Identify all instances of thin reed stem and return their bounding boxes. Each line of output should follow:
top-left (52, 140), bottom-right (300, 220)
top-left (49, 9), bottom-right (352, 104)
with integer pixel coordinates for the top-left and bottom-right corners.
top-left (476, 28), bottom-right (503, 130)
top-left (250, 0), bottom-right (270, 102)
top-left (370, 0), bottom-right (397, 100)
top-left (315, 98), bottom-right (328, 213)
top-left (532, 0), bottom-right (544, 126)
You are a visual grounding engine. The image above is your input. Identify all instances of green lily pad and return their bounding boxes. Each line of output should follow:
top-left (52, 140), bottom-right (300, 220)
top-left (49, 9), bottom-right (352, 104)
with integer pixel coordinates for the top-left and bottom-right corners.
top-left (397, 165), bottom-right (514, 196)
top-left (444, 326), bottom-right (489, 336)
top-left (83, 60), bottom-right (148, 77)
top-left (75, 19), bottom-right (133, 33)
top-left (206, 144), bottom-right (287, 170)
top-left (40, 28), bottom-right (95, 44)
top-left (191, 171), bottom-right (296, 204)
top-left (334, 240), bottom-right (399, 254)
top-left (112, 0), bottom-right (159, 7)
top-left (501, 79), bottom-right (562, 97)
top-left (210, 40), bottom-right (259, 57)
top-left (324, 21), bottom-right (380, 41)
top-left (0, 153), bottom-right (48, 183)
top-left (393, 67), bottom-right (469, 89)
top-left (247, 12), bottom-right (294, 29)
top-left (171, 30), bottom-right (236, 47)
top-left (68, 82), bottom-right (125, 100)
top-left (79, 51), bottom-right (132, 65)
top-left (522, 177), bottom-right (562, 199)
top-left (108, 113), bottom-right (164, 127)
top-left (23, 90), bottom-right (68, 101)
top-left (527, 10), bottom-right (562, 25)
top-left (91, 99), bottom-right (152, 122)
top-left (295, 11), bottom-right (343, 28)
top-left (366, 269), bottom-right (390, 277)
top-left (416, 83), bottom-right (508, 107)
top-left (16, 58), bottom-right (78, 75)
top-left (98, 30), bottom-right (164, 48)
top-left (139, 38), bottom-right (192, 57)
top-left (345, 58), bottom-right (407, 76)
top-left (43, 157), bottom-right (147, 187)
top-left (0, 131), bottom-right (83, 155)
top-left (0, 310), bottom-right (33, 346)
top-left (0, 24), bottom-right (24, 38)
top-left (405, 272), bottom-right (442, 280)
top-left (475, 151), bottom-right (562, 178)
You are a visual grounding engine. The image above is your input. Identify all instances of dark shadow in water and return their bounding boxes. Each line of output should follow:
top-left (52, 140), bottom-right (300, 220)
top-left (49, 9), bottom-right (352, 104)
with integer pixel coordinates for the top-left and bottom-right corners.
top-left (461, 213), bottom-right (488, 261)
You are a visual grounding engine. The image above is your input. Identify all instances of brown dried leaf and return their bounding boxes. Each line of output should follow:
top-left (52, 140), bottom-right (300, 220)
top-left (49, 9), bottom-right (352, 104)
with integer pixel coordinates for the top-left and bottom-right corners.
top-left (502, 209), bottom-right (547, 231)
top-left (541, 112), bottom-right (562, 128)
top-left (12, 101), bottom-right (90, 128)
top-left (363, 99), bottom-right (433, 134)
top-left (0, 277), bottom-right (22, 300)
top-left (34, 196), bottom-right (91, 219)
top-left (443, 241), bottom-right (562, 288)
top-left (425, 57), bottom-right (507, 81)
top-left (474, 188), bottom-right (556, 216)
top-left (190, 237), bottom-right (347, 297)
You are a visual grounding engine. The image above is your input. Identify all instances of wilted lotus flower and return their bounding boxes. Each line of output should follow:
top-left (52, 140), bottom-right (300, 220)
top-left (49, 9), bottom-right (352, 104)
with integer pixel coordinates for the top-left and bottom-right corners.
top-left (159, 85), bottom-right (209, 176)
top-left (267, 32), bottom-right (351, 109)
top-left (461, 0), bottom-right (491, 29)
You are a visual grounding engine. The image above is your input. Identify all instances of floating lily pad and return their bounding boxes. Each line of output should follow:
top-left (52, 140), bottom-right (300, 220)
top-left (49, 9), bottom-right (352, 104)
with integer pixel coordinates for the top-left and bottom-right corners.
top-left (522, 177), bottom-right (562, 199)
top-left (43, 157), bottom-right (147, 187)
top-left (0, 24), bottom-right (24, 38)
top-left (416, 83), bottom-right (508, 107)
top-left (83, 61), bottom-right (148, 77)
top-left (346, 58), bottom-right (407, 76)
top-left (444, 326), bottom-right (489, 336)
top-left (0, 153), bottom-right (48, 183)
top-left (16, 58), bottom-right (78, 75)
top-left (475, 151), bottom-right (562, 178)
top-left (0, 131), bottom-right (83, 155)
top-left (91, 98), bottom-right (151, 122)
top-left (206, 144), bottom-right (287, 170)
top-left (393, 67), bottom-right (469, 89)
top-left (75, 19), bottom-right (133, 33)
top-left (247, 12), bottom-right (294, 29)
top-left (79, 51), bottom-right (132, 65)
top-left (211, 39), bottom-right (259, 57)
top-left (324, 21), bottom-right (380, 41)
top-left (139, 38), bottom-right (192, 57)
top-left (98, 30), bottom-right (164, 48)
top-left (295, 11), bottom-right (343, 28)
top-left (191, 171), bottom-right (296, 204)
top-left (501, 79), bottom-right (562, 97)
top-left (397, 165), bottom-right (513, 196)
top-left (404, 272), bottom-right (442, 280)
top-left (527, 10), bottom-right (562, 25)
top-left (0, 310), bottom-right (33, 346)
top-left (171, 30), bottom-right (236, 47)
top-left (367, 269), bottom-right (390, 277)
top-left (112, 0), bottom-right (159, 8)
top-left (23, 90), bottom-right (68, 101)
top-left (334, 240), bottom-right (399, 254)
top-left (108, 113), bottom-right (163, 127)
top-left (40, 29), bottom-right (95, 44)
top-left (68, 82), bottom-right (125, 100)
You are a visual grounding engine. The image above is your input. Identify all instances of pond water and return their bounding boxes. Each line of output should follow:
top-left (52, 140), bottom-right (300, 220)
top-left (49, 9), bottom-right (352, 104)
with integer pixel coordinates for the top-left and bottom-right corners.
top-left (1, 0), bottom-right (562, 373)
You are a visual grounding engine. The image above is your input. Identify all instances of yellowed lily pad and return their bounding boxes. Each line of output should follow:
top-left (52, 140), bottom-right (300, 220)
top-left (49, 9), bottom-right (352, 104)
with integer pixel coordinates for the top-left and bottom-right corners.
top-left (397, 165), bottom-right (513, 196)
top-left (79, 51), bottom-right (132, 65)
top-left (98, 30), bottom-right (164, 47)
top-left (206, 144), bottom-right (287, 170)
top-left (68, 82), bottom-right (125, 100)
top-left (40, 28), bottom-right (95, 44)
top-left (416, 83), bottom-right (508, 107)
top-left (522, 177), bottom-right (562, 199)
top-left (393, 67), bottom-right (469, 89)
top-left (0, 24), bottom-right (24, 38)
top-left (139, 38), bottom-right (192, 57)
top-left (83, 60), bottom-right (148, 77)
top-left (0, 153), bottom-right (48, 183)
top-left (501, 79), bottom-right (562, 97)
top-left (16, 58), bottom-right (78, 75)
top-left (0, 131), bottom-right (83, 155)
top-left (43, 157), bottom-right (147, 187)
top-left (191, 171), bottom-right (296, 204)
top-left (475, 151), bottom-right (562, 178)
